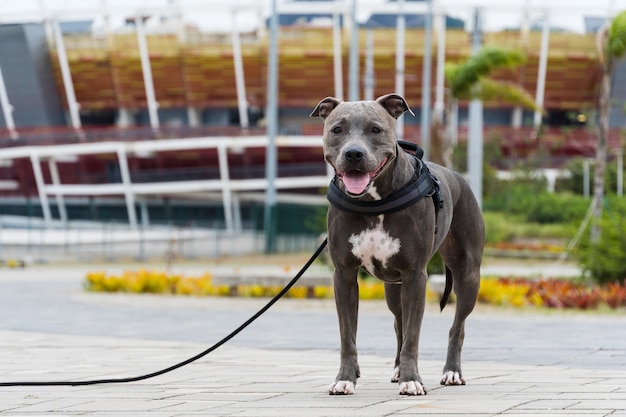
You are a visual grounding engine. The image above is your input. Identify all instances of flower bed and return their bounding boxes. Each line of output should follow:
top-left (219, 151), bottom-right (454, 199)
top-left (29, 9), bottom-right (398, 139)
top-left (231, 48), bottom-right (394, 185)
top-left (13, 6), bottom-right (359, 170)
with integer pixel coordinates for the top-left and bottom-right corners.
top-left (84, 269), bottom-right (329, 299)
top-left (480, 277), bottom-right (626, 309)
top-left (483, 242), bottom-right (565, 259)
top-left (84, 270), bottom-right (626, 310)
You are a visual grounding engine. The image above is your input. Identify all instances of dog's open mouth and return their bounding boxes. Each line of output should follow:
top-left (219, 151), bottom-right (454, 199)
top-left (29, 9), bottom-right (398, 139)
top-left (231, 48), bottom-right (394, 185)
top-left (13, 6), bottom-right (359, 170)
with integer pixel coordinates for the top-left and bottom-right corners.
top-left (337, 157), bottom-right (388, 196)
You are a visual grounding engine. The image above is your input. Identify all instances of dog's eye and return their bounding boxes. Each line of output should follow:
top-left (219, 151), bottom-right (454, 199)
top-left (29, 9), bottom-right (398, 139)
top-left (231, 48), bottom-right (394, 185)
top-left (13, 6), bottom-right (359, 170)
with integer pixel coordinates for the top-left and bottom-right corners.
top-left (332, 126), bottom-right (342, 134)
top-left (372, 126), bottom-right (381, 134)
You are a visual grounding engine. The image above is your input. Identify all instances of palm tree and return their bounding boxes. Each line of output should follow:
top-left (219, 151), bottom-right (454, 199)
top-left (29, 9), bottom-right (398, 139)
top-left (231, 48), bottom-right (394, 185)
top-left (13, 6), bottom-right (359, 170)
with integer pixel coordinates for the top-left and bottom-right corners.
top-left (592, 11), bottom-right (626, 242)
top-left (433, 47), bottom-right (538, 168)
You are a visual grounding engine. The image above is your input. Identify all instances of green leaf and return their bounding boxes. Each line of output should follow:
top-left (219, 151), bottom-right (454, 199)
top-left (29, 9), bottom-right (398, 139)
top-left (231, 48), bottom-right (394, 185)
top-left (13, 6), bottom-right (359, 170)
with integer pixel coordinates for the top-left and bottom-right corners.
top-left (446, 47), bottom-right (526, 98)
top-left (477, 79), bottom-right (541, 112)
top-left (608, 10), bottom-right (626, 58)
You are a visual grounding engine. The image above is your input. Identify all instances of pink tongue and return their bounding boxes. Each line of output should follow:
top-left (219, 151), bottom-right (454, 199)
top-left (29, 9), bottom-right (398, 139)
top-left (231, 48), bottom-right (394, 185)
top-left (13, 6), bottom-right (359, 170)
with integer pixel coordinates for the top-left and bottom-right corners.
top-left (343, 171), bottom-right (370, 194)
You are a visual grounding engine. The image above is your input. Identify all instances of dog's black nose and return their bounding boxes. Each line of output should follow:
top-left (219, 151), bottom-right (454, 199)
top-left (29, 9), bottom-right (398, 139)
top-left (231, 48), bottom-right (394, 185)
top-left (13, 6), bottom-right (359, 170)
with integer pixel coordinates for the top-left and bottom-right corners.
top-left (344, 147), bottom-right (365, 162)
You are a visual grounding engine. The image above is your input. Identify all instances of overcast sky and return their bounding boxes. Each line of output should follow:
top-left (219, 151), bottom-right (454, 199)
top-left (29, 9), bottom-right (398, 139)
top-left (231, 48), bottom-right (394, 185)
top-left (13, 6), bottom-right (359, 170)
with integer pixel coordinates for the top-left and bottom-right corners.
top-left (0, 0), bottom-right (624, 34)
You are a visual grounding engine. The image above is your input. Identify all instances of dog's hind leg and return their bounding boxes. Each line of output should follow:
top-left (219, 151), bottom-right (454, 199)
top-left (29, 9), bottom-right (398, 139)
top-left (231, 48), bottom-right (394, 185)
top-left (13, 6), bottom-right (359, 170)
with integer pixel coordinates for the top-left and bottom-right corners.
top-left (437, 184), bottom-right (484, 386)
top-left (438, 262), bottom-right (480, 386)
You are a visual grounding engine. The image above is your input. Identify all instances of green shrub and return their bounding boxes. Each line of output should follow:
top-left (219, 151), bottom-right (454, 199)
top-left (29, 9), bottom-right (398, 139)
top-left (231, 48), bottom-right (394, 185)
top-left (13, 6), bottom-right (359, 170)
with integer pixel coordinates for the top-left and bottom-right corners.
top-left (483, 211), bottom-right (517, 244)
top-left (561, 157), bottom-right (626, 195)
top-left (577, 198), bottom-right (626, 285)
top-left (483, 211), bottom-right (575, 245)
top-left (521, 192), bottom-right (589, 224)
top-left (483, 178), bottom-right (590, 246)
top-left (485, 184), bottom-right (589, 224)
top-left (484, 182), bottom-right (546, 214)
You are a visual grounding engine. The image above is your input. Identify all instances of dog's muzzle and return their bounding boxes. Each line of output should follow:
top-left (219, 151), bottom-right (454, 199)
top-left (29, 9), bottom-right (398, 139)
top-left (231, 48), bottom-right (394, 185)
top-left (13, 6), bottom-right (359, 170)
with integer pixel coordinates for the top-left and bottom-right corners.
top-left (336, 157), bottom-right (389, 196)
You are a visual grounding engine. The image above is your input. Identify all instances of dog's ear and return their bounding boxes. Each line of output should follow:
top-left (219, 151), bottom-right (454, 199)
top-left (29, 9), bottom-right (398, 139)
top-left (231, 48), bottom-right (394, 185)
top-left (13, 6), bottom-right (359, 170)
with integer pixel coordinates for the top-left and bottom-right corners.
top-left (376, 94), bottom-right (415, 119)
top-left (310, 97), bottom-right (343, 121)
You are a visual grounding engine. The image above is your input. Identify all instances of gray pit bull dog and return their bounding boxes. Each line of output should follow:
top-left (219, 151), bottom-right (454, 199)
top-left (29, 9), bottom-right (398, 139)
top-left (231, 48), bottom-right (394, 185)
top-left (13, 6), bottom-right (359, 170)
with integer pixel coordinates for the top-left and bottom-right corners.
top-left (311, 93), bottom-right (485, 396)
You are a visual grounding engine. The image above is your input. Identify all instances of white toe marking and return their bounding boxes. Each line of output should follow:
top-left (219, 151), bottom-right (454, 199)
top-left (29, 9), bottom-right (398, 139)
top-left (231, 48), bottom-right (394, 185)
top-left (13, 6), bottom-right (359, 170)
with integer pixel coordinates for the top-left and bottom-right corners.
top-left (349, 216), bottom-right (400, 272)
top-left (329, 380), bottom-right (355, 395)
top-left (440, 371), bottom-right (465, 386)
top-left (399, 380), bottom-right (426, 396)
top-left (391, 366), bottom-right (400, 382)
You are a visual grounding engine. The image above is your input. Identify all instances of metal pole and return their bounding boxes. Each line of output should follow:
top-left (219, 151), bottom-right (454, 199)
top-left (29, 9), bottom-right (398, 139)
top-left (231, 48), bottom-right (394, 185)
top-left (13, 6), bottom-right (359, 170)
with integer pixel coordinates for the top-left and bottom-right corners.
top-left (117, 146), bottom-right (138, 229)
top-left (420, 0), bottom-right (433, 158)
top-left (434, 10), bottom-right (446, 123)
top-left (30, 153), bottom-right (53, 227)
top-left (468, 7), bottom-right (483, 209)
top-left (232, 10), bottom-right (249, 129)
top-left (395, 0), bottom-right (406, 140)
top-left (348, 0), bottom-right (359, 101)
top-left (48, 159), bottom-right (68, 225)
top-left (583, 159), bottom-right (590, 198)
top-left (333, 8), bottom-right (344, 100)
top-left (52, 20), bottom-right (81, 130)
top-left (218, 144), bottom-right (234, 232)
top-left (135, 14), bottom-right (160, 130)
top-left (0, 64), bottom-right (17, 139)
top-left (99, 0), bottom-right (111, 36)
top-left (140, 199), bottom-right (150, 228)
top-left (364, 29), bottom-right (374, 101)
top-left (38, 0), bottom-right (54, 42)
top-left (534, 11), bottom-right (550, 128)
top-left (512, 0), bottom-right (530, 128)
top-left (232, 194), bottom-right (242, 232)
top-left (264, 0), bottom-right (279, 254)
top-left (617, 148), bottom-right (623, 196)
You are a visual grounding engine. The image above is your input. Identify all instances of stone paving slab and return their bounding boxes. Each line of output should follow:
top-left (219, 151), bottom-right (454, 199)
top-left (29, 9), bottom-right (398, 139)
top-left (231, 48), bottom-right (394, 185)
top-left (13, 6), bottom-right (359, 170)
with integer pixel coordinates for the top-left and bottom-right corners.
top-left (1, 263), bottom-right (625, 416)
top-left (1, 330), bottom-right (626, 416)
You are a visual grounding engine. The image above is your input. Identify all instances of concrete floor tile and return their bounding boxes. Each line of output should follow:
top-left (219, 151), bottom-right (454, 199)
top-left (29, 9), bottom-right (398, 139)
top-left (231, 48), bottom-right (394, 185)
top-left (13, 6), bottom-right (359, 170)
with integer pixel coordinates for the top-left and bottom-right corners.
top-left (1, 264), bottom-right (626, 416)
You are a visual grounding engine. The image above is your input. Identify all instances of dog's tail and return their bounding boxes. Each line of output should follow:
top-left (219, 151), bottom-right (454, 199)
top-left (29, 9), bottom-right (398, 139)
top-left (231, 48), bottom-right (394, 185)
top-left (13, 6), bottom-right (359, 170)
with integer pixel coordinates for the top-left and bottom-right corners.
top-left (439, 266), bottom-right (453, 311)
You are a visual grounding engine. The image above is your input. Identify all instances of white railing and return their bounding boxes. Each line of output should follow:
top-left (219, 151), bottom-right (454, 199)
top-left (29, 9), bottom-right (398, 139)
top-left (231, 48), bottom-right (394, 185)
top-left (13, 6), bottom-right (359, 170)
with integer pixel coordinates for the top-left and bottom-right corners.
top-left (0, 135), bottom-right (333, 231)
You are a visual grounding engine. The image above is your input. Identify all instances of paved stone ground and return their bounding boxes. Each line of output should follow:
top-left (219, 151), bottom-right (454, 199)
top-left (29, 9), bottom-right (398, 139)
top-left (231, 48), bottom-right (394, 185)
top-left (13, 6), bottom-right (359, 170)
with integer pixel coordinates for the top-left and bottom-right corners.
top-left (0, 262), bottom-right (625, 416)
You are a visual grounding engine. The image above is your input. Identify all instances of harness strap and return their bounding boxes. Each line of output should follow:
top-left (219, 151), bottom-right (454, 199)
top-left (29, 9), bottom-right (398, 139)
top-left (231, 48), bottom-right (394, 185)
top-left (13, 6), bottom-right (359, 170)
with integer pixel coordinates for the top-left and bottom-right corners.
top-left (427, 171), bottom-right (444, 234)
top-left (327, 143), bottom-right (443, 234)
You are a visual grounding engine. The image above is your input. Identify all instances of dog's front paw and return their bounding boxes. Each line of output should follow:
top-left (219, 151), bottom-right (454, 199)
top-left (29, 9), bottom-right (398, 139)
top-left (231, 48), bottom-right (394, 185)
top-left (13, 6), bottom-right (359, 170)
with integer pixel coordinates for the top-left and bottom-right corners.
top-left (398, 381), bottom-right (427, 395)
top-left (329, 380), bottom-right (355, 395)
top-left (440, 370), bottom-right (465, 386)
top-left (390, 366), bottom-right (400, 383)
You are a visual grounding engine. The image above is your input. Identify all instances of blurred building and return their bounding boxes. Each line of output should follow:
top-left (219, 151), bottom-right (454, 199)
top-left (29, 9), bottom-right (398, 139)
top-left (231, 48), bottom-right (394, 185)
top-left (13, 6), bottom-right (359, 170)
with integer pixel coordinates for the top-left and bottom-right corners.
top-left (0, 9), bottom-right (622, 133)
top-left (0, 2), bottom-right (623, 230)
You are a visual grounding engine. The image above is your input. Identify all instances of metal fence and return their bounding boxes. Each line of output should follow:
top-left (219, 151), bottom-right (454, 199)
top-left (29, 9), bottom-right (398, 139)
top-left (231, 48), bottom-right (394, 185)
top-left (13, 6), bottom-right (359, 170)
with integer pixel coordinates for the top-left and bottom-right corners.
top-left (0, 216), bottom-right (320, 264)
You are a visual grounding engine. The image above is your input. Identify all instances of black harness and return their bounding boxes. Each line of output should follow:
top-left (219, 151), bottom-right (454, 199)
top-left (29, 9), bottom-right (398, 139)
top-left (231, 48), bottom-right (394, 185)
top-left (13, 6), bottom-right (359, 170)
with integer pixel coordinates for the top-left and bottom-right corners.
top-left (326, 140), bottom-right (444, 234)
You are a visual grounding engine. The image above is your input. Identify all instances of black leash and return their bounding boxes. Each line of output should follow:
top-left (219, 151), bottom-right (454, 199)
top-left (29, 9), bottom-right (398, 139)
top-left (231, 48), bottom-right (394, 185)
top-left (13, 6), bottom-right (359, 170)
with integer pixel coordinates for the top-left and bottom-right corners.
top-left (0, 238), bottom-right (328, 387)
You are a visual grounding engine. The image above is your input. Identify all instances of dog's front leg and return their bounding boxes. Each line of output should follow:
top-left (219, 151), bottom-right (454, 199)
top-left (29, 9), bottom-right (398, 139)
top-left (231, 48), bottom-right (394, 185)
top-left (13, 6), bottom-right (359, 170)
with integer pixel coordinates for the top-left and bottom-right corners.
top-left (397, 270), bottom-right (428, 395)
top-left (329, 267), bottom-right (360, 395)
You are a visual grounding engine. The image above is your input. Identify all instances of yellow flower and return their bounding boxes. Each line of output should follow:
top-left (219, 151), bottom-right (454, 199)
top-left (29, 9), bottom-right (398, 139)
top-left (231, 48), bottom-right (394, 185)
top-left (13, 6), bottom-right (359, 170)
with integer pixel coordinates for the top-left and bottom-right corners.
top-left (287, 287), bottom-right (308, 299)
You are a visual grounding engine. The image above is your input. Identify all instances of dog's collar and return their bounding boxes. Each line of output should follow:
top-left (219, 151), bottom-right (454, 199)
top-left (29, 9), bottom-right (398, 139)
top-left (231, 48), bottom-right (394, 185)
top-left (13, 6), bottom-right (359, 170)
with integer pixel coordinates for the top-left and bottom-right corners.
top-left (327, 153), bottom-right (441, 217)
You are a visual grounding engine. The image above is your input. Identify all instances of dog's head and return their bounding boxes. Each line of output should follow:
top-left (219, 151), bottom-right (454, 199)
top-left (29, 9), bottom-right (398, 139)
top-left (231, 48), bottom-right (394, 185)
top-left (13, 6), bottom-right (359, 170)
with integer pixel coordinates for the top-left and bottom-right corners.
top-left (311, 94), bottom-right (414, 197)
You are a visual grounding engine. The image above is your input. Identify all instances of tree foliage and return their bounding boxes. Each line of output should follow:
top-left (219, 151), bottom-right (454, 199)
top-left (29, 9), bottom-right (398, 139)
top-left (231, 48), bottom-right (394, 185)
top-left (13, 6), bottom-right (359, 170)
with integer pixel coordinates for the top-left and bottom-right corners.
top-left (578, 212), bottom-right (626, 285)
top-left (445, 47), bottom-right (527, 100)
top-left (608, 11), bottom-right (626, 58)
top-left (435, 46), bottom-right (537, 168)
top-left (592, 10), bottom-right (626, 244)
top-left (479, 79), bottom-right (538, 111)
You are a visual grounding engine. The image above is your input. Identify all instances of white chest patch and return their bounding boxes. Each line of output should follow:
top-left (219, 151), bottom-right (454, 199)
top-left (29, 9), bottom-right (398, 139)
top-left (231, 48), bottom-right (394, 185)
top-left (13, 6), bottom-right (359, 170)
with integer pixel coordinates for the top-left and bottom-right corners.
top-left (348, 216), bottom-right (401, 272)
